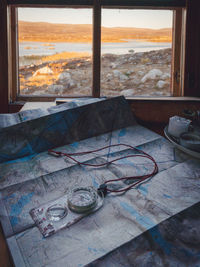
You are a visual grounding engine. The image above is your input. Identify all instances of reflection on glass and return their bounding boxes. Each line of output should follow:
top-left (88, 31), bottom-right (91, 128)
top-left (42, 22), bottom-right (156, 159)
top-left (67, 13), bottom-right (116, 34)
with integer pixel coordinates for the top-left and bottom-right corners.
top-left (18, 8), bottom-right (92, 96)
top-left (101, 9), bottom-right (173, 97)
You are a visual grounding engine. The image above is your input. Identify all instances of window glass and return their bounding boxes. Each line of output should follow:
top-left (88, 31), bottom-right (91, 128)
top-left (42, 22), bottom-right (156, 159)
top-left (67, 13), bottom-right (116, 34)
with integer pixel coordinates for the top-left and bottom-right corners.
top-left (101, 9), bottom-right (173, 97)
top-left (18, 8), bottom-right (92, 96)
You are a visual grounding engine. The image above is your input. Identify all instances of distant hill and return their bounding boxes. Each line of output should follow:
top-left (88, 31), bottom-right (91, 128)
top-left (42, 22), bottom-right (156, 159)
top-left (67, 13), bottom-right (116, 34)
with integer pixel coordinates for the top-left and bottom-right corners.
top-left (18, 21), bottom-right (172, 43)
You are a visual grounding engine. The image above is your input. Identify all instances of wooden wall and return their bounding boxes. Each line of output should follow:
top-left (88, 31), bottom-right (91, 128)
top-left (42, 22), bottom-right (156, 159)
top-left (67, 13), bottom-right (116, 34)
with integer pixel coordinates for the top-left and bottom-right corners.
top-left (128, 99), bottom-right (200, 135)
top-left (184, 0), bottom-right (200, 97)
top-left (0, 0), bottom-right (9, 113)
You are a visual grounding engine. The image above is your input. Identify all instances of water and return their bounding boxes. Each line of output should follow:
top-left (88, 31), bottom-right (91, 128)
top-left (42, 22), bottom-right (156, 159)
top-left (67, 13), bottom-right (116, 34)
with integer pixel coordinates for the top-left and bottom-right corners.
top-left (19, 40), bottom-right (171, 57)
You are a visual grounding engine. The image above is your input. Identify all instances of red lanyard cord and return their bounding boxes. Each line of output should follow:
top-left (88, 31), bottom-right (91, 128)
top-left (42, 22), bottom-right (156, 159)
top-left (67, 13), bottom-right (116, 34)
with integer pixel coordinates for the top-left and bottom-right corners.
top-left (48, 143), bottom-right (158, 194)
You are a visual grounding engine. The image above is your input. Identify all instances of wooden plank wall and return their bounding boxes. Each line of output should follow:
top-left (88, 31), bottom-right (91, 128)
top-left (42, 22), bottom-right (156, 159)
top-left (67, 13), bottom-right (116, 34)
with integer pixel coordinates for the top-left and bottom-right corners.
top-left (0, 0), bottom-right (9, 113)
top-left (129, 99), bottom-right (200, 135)
top-left (184, 0), bottom-right (200, 97)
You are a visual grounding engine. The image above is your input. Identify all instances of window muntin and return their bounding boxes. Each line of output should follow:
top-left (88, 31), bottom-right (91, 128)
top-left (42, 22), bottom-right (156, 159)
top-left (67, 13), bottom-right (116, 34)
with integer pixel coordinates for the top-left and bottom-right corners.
top-left (101, 9), bottom-right (173, 97)
top-left (18, 7), bottom-right (93, 96)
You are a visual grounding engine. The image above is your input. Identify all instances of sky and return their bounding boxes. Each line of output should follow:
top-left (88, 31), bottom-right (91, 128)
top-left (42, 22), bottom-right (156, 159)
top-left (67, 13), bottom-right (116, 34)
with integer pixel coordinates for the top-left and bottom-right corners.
top-left (18, 8), bottom-right (172, 29)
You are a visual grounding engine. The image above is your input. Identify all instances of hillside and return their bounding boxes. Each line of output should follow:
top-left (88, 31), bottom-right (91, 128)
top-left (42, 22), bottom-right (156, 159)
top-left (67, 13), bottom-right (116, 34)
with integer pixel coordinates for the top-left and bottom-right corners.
top-left (18, 21), bottom-right (172, 43)
top-left (19, 48), bottom-right (172, 97)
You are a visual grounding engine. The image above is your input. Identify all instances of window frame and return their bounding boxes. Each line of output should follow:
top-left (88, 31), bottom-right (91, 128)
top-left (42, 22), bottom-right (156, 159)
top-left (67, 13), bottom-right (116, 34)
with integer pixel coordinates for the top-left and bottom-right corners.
top-left (7, 0), bottom-right (186, 102)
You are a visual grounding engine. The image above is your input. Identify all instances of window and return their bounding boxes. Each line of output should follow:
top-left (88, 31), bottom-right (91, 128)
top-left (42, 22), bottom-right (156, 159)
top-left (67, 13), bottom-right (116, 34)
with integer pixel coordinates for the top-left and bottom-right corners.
top-left (101, 9), bottom-right (173, 97)
top-left (18, 7), bottom-right (93, 97)
top-left (7, 1), bottom-right (186, 101)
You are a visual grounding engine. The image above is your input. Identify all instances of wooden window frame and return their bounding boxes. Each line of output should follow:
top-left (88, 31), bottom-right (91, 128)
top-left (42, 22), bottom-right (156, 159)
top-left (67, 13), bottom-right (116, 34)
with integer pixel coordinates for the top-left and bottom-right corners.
top-left (7, 0), bottom-right (187, 102)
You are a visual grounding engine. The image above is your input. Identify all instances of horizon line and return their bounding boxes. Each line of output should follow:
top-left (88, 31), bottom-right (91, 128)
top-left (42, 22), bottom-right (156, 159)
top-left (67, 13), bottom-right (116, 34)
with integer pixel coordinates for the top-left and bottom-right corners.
top-left (18, 20), bottom-right (172, 31)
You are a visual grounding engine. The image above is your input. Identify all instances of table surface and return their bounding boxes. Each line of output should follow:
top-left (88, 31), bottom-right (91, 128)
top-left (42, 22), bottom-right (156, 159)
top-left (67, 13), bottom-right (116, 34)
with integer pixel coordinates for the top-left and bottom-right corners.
top-left (0, 97), bottom-right (200, 267)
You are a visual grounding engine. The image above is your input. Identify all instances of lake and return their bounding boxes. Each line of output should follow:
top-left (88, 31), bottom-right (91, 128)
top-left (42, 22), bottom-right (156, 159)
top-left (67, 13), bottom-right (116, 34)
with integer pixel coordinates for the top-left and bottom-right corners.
top-left (19, 40), bottom-right (171, 57)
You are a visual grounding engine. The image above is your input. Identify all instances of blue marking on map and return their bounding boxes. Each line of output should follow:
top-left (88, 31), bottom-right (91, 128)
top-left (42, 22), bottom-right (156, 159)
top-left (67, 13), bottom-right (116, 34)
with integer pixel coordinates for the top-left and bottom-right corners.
top-left (29, 136), bottom-right (52, 153)
top-left (179, 247), bottom-right (199, 258)
top-left (163, 194), bottom-right (172, 199)
top-left (22, 116), bottom-right (28, 121)
top-left (3, 193), bottom-right (16, 201)
top-left (120, 201), bottom-right (155, 229)
top-left (117, 157), bottom-right (133, 165)
top-left (88, 247), bottom-right (98, 253)
top-left (138, 184), bottom-right (149, 196)
top-left (149, 226), bottom-right (172, 255)
top-left (118, 128), bottom-right (127, 143)
top-left (92, 177), bottom-right (99, 189)
top-left (0, 144), bottom-right (36, 163)
top-left (9, 143), bottom-right (35, 161)
top-left (88, 246), bottom-right (106, 255)
top-left (119, 128), bottom-right (126, 137)
top-left (70, 142), bottom-right (79, 148)
top-left (10, 192), bottom-right (34, 227)
top-left (15, 231), bottom-right (28, 239)
top-left (4, 153), bottom-right (38, 164)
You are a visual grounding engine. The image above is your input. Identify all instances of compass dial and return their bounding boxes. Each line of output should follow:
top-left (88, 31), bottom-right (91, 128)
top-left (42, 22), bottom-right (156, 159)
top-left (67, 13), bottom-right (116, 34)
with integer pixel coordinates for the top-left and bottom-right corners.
top-left (68, 187), bottom-right (98, 213)
top-left (46, 204), bottom-right (68, 221)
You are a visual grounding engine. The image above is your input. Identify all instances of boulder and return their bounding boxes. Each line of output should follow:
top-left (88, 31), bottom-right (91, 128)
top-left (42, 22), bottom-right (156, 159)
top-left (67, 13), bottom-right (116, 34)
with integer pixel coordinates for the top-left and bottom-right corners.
top-left (58, 72), bottom-right (75, 88)
top-left (113, 70), bottom-right (129, 81)
top-left (120, 89), bottom-right (135, 96)
top-left (48, 84), bottom-right (64, 94)
top-left (58, 72), bottom-right (71, 80)
top-left (33, 66), bottom-right (53, 77)
top-left (156, 80), bottom-right (166, 88)
top-left (161, 72), bottom-right (170, 79)
top-left (141, 69), bottom-right (163, 83)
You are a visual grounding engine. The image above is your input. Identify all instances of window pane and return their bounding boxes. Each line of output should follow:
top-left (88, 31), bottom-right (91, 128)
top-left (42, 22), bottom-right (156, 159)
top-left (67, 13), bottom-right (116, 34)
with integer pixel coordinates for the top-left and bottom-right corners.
top-left (18, 8), bottom-right (92, 96)
top-left (101, 9), bottom-right (173, 97)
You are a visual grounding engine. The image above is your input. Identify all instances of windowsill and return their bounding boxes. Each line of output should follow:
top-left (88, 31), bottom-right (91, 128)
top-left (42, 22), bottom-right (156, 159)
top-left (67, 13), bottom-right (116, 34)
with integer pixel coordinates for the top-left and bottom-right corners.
top-left (126, 96), bottom-right (200, 101)
top-left (8, 95), bottom-right (200, 113)
top-left (15, 95), bottom-right (200, 103)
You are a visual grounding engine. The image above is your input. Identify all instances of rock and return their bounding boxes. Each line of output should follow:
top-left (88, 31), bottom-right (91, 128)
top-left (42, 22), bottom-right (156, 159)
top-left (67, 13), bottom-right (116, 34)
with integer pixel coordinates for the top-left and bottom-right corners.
top-left (110, 63), bottom-right (117, 68)
top-left (156, 80), bottom-right (166, 88)
top-left (58, 72), bottom-right (71, 80)
top-left (141, 69), bottom-right (163, 83)
top-left (120, 89), bottom-right (135, 96)
top-left (58, 72), bottom-right (74, 88)
top-left (153, 91), bottom-right (165, 96)
top-left (161, 72), bottom-right (170, 79)
top-left (120, 74), bottom-right (129, 81)
top-left (48, 84), bottom-right (64, 94)
top-left (128, 56), bottom-right (134, 62)
top-left (126, 70), bottom-right (134, 75)
top-left (113, 70), bottom-right (121, 77)
top-left (113, 70), bottom-right (129, 81)
top-left (33, 66), bottom-right (53, 77)
top-left (132, 78), bottom-right (141, 85)
top-left (32, 90), bottom-right (46, 95)
top-left (138, 71), bottom-right (145, 76)
top-left (106, 73), bottom-right (112, 79)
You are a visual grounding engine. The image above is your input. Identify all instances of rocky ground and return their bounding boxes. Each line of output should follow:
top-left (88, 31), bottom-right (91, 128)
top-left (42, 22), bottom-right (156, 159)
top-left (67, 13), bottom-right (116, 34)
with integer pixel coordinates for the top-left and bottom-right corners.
top-left (19, 48), bottom-right (172, 97)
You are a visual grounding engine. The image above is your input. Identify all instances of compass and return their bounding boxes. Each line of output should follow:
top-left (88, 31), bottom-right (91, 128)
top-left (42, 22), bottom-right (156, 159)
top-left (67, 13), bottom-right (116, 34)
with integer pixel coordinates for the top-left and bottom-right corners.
top-left (67, 186), bottom-right (98, 213)
top-left (46, 204), bottom-right (68, 221)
